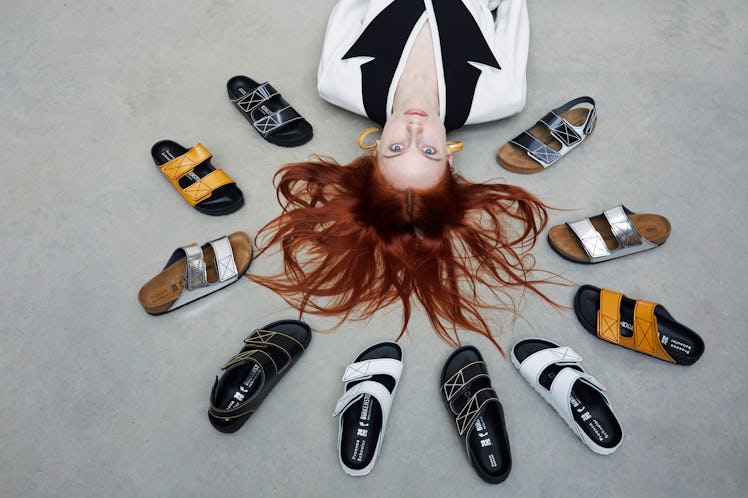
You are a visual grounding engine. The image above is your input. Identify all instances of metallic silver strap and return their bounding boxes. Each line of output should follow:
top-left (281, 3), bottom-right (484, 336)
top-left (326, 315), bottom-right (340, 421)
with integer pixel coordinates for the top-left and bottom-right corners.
top-left (603, 205), bottom-right (645, 248)
top-left (182, 243), bottom-right (207, 290)
top-left (568, 205), bottom-right (658, 263)
top-left (568, 218), bottom-right (611, 261)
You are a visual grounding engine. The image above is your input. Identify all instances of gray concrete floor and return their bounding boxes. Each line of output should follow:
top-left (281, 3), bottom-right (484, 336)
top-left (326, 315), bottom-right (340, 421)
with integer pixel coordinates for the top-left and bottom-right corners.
top-left (1, 1), bottom-right (746, 497)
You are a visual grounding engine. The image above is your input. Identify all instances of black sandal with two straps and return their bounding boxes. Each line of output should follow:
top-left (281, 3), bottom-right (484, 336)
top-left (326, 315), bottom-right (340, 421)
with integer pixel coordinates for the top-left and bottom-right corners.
top-left (208, 320), bottom-right (312, 433)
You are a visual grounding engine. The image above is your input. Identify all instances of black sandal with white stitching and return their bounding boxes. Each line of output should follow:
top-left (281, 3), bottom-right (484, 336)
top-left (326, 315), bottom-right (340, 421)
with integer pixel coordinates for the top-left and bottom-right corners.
top-left (227, 75), bottom-right (313, 147)
top-left (440, 346), bottom-right (512, 484)
top-left (208, 320), bottom-right (312, 433)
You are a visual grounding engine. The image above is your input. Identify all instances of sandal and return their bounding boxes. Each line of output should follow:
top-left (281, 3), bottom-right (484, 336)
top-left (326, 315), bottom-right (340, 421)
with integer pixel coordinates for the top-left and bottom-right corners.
top-left (574, 285), bottom-right (705, 365)
top-left (138, 231), bottom-right (252, 315)
top-left (208, 320), bottom-right (312, 433)
top-left (440, 346), bottom-right (511, 484)
top-left (511, 338), bottom-right (623, 455)
top-left (227, 75), bottom-right (313, 147)
top-left (333, 342), bottom-right (403, 476)
top-left (151, 140), bottom-right (244, 215)
top-left (497, 96), bottom-right (596, 173)
top-left (548, 204), bottom-right (671, 264)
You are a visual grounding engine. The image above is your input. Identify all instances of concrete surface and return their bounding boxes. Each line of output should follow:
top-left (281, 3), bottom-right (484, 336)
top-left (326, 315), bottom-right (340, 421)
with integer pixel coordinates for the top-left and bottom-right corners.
top-left (1, 1), bottom-right (746, 497)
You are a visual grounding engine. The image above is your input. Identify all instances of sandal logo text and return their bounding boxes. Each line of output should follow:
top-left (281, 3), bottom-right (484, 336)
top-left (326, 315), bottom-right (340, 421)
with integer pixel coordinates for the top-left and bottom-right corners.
top-left (620, 320), bottom-right (634, 332)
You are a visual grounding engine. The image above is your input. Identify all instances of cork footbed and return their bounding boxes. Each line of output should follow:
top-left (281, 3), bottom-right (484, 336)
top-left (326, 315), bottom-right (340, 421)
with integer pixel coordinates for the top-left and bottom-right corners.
top-left (496, 108), bottom-right (593, 174)
top-left (548, 213), bottom-right (671, 263)
top-left (138, 231), bottom-right (253, 314)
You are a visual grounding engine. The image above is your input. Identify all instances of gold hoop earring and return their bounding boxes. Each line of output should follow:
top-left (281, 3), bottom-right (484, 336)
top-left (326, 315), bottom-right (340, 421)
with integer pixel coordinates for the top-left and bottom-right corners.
top-left (447, 141), bottom-right (464, 153)
top-left (358, 127), bottom-right (380, 151)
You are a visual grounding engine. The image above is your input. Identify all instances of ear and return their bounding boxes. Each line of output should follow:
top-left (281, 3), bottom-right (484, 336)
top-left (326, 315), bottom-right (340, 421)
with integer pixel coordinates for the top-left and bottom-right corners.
top-left (373, 140), bottom-right (380, 157)
top-left (447, 152), bottom-right (453, 169)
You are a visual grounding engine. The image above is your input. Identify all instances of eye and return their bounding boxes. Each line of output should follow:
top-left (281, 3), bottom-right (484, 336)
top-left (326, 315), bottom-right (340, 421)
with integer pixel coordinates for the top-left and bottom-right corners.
top-left (389, 144), bottom-right (403, 152)
top-left (422, 146), bottom-right (436, 155)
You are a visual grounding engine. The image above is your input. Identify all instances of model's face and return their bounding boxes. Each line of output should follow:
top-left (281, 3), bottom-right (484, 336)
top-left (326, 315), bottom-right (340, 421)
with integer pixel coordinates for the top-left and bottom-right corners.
top-left (376, 108), bottom-right (451, 190)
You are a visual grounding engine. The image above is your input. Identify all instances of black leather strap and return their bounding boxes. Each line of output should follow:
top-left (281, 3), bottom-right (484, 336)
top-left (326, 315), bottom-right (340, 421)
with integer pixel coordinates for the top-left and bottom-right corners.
top-left (442, 361), bottom-right (489, 405)
top-left (510, 131), bottom-right (561, 167)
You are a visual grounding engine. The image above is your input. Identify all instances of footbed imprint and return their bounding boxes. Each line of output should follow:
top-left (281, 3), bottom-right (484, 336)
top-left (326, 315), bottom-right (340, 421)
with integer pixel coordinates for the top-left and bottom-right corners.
top-left (574, 285), bottom-right (705, 365)
top-left (548, 213), bottom-right (671, 263)
top-left (496, 107), bottom-right (593, 174)
top-left (341, 393), bottom-right (382, 470)
top-left (138, 232), bottom-right (252, 314)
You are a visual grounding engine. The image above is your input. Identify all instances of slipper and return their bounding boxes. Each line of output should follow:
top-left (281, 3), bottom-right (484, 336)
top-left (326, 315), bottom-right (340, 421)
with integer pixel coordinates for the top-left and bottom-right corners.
top-left (151, 140), bottom-right (244, 216)
top-left (333, 342), bottom-right (403, 476)
top-left (208, 320), bottom-right (312, 433)
top-left (138, 231), bottom-right (252, 315)
top-left (497, 96), bottom-right (596, 173)
top-left (548, 204), bottom-right (671, 264)
top-left (574, 285), bottom-right (705, 365)
top-left (511, 338), bottom-right (623, 455)
top-left (440, 346), bottom-right (511, 484)
top-left (227, 75), bottom-right (313, 147)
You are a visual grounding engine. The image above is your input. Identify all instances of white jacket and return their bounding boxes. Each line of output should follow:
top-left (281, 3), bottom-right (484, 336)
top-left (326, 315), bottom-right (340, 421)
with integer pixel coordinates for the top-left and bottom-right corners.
top-left (317, 0), bottom-right (529, 131)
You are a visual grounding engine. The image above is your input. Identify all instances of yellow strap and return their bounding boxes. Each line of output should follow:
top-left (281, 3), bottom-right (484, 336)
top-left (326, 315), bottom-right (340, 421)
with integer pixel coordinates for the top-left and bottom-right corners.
top-left (597, 288), bottom-right (622, 344)
top-left (181, 169), bottom-right (234, 206)
top-left (633, 300), bottom-right (676, 363)
top-left (159, 143), bottom-right (212, 180)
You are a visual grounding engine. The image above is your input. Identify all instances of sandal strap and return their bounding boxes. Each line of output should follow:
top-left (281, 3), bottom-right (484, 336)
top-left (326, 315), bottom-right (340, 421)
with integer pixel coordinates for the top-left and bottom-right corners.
top-left (597, 289), bottom-right (676, 363)
top-left (164, 243), bottom-right (206, 290)
top-left (231, 82), bottom-right (279, 113)
top-left (180, 168), bottom-right (234, 206)
top-left (332, 380), bottom-right (393, 419)
top-left (243, 329), bottom-right (308, 363)
top-left (602, 205), bottom-right (647, 248)
top-left (509, 131), bottom-right (561, 168)
top-left (250, 105), bottom-right (303, 137)
top-left (454, 387), bottom-right (499, 437)
top-left (517, 346), bottom-right (583, 387)
top-left (441, 361), bottom-right (488, 402)
top-left (548, 96), bottom-right (597, 136)
top-left (548, 367), bottom-right (608, 441)
top-left (341, 358), bottom-right (403, 384)
top-left (159, 143), bottom-right (212, 179)
top-left (208, 236), bottom-right (238, 283)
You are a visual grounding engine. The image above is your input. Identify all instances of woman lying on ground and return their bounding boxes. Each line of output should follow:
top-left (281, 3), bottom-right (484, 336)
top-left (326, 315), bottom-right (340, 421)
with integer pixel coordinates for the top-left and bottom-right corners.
top-left (250, 0), bottom-right (556, 352)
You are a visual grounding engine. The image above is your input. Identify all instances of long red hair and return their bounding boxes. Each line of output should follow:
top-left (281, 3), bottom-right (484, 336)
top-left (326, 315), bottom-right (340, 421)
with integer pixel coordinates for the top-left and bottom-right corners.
top-left (250, 154), bottom-right (556, 352)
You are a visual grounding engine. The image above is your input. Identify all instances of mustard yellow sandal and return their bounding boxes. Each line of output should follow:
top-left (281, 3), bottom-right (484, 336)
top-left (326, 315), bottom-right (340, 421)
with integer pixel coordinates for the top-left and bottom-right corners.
top-left (151, 140), bottom-right (244, 215)
top-left (574, 285), bottom-right (705, 365)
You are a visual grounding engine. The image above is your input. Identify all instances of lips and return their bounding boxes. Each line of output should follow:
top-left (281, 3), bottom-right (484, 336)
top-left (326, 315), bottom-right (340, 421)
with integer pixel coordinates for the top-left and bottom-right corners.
top-left (404, 108), bottom-right (427, 117)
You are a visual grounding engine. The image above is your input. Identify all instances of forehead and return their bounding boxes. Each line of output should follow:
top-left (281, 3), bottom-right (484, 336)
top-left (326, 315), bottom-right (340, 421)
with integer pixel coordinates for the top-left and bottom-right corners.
top-left (377, 152), bottom-right (447, 190)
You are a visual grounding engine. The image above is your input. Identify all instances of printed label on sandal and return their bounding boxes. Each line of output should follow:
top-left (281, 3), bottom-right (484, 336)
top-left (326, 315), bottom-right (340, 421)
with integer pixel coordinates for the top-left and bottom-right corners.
top-left (225, 364), bottom-right (261, 410)
top-left (351, 394), bottom-right (373, 463)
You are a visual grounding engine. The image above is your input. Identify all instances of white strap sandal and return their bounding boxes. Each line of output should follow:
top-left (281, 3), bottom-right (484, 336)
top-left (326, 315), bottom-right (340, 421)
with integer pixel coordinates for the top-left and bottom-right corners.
top-left (333, 342), bottom-right (403, 476)
top-left (511, 338), bottom-right (623, 455)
